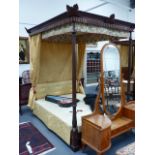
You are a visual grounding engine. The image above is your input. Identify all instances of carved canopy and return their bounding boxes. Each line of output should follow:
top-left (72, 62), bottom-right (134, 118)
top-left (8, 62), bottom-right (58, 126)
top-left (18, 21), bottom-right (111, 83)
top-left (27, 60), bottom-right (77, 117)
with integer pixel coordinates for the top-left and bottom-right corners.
top-left (27, 4), bottom-right (135, 43)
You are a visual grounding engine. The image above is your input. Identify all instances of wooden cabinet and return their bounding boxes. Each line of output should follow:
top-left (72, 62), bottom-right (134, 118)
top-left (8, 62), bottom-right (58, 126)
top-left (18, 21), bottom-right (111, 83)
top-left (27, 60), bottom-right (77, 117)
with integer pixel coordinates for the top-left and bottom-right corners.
top-left (82, 114), bottom-right (111, 155)
top-left (111, 117), bottom-right (133, 138)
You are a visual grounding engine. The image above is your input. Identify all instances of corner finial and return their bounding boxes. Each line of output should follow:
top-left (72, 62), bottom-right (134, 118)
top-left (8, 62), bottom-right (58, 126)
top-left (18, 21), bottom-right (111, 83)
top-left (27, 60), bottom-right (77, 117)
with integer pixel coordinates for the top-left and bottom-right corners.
top-left (66, 4), bottom-right (79, 17)
top-left (109, 14), bottom-right (115, 24)
top-left (25, 27), bottom-right (30, 33)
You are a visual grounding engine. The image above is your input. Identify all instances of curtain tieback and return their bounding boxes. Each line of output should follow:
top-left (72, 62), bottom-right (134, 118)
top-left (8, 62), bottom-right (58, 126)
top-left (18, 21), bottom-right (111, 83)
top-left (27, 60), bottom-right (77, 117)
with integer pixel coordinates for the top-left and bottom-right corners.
top-left (32, 86), bottom-right (36, 94)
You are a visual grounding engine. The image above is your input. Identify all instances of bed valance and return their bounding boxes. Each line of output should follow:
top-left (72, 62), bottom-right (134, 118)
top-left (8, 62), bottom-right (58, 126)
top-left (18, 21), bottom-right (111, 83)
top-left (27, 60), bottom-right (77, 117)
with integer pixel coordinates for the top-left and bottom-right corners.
top-left (42, 23), bottom-right (129, 43)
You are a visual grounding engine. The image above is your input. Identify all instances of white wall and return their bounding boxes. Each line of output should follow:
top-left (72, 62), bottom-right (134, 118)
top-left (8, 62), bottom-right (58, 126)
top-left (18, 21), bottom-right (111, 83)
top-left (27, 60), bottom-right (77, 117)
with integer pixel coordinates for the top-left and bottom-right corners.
top-left (89, 0), bottom-right (134, 23)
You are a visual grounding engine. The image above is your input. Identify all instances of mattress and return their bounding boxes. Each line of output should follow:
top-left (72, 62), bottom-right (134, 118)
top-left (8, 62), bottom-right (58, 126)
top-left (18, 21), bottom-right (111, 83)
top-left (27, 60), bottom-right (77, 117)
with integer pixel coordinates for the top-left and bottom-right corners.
top-left (33, 93), bottom-right (92, 145)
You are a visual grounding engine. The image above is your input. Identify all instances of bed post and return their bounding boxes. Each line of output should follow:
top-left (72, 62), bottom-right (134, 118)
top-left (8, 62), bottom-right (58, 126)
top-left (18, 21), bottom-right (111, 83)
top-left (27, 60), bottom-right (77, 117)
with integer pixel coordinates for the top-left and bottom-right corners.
top-left (127, 31), bottom-right (133, 94)
top-left (70, 22), bottom-right (80, 151)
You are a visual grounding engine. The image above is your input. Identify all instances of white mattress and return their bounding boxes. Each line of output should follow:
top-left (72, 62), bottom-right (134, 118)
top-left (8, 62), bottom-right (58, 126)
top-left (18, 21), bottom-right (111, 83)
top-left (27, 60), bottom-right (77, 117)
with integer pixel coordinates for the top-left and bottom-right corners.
top-left (33, 93), bottom-right (92, 144)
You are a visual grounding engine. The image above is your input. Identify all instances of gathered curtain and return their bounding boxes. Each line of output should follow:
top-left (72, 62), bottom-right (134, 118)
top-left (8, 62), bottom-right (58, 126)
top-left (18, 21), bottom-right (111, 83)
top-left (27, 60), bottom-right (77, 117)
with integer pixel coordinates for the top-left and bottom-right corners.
top-left (28, 34), bottom-right (86, 109)
top-left (28, 34), bottom-right (41, 109)
top-left (77, 43), bottom-right (86, 94)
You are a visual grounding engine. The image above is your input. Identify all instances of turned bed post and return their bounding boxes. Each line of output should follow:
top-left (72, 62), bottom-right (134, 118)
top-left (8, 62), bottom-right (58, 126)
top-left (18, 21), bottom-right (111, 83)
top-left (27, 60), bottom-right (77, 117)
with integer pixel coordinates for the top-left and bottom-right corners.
top-left (127, 31), bottom-right (133, 93)
top-left (70, 22), bottom-right (79, 151)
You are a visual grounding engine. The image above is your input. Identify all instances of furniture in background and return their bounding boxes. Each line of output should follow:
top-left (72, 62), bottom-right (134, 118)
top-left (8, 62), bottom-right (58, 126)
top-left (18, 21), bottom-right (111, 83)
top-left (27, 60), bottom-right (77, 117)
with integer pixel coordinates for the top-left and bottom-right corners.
top-left (123, 80), bottom-right (135, 101)
top-left (87, 58), bottom-right (100, 84)
top-left (19, 70), bottom-right (31, 115)
top-left (19, 77), bottom-right (22, 84)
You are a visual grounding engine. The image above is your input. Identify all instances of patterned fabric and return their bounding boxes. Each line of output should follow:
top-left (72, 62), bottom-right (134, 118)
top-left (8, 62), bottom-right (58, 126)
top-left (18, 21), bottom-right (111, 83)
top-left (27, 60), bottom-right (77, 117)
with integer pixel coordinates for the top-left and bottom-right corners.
top-left (75, 23), bottom-right (129, 38)
top-left (22, 70), bottom-right (31, 84)
top-left (42, 23), bottom-right (129, 41)
top-left (19, 122), bottom-right (55, 155)
top-left (116, 142), bottom-right (135, 155)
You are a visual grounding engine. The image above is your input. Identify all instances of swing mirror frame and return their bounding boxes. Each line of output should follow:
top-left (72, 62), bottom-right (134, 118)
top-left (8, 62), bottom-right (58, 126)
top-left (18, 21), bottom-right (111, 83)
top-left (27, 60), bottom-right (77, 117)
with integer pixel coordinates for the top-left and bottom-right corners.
top-left (95, 42), bottom-right (126, 120)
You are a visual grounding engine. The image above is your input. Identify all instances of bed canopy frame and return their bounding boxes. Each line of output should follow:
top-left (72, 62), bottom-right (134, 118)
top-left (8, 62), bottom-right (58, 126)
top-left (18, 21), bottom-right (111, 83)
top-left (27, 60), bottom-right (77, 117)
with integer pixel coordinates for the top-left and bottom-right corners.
top-left (26, 4), bottom-right (135, 151)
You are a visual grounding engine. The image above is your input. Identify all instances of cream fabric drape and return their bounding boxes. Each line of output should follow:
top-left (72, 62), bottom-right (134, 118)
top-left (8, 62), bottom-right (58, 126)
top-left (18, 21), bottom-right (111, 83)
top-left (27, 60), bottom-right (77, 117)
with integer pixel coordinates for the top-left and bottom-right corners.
top-left (38, 41), bottom-right (72, 83)
top-left (28, 35), bottom-right (86, 109)
top-left (117, 45), bottom-right (128, 67)
top-left (77, 43), bottom-right (86, 94)
top-left (28, 34), bottom-right (41, 109)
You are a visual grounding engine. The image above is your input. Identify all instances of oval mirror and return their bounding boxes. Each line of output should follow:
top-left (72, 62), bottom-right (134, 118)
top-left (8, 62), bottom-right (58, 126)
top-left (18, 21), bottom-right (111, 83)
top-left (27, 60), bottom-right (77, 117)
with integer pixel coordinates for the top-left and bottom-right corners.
top-left (101, 43), bottom-right (121, 118)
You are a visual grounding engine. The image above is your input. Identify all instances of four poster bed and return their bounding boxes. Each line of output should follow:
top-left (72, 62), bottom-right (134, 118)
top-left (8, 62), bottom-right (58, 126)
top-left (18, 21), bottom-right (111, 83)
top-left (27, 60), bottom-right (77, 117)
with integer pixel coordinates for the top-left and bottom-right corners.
top-left (26, 4), bottom-right (135, 151)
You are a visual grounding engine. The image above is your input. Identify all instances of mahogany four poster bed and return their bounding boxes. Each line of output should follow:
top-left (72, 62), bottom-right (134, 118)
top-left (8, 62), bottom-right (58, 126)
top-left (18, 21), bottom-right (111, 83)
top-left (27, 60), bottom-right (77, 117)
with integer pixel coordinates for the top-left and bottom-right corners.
top-left (26, 4), bottom-right (135, 151)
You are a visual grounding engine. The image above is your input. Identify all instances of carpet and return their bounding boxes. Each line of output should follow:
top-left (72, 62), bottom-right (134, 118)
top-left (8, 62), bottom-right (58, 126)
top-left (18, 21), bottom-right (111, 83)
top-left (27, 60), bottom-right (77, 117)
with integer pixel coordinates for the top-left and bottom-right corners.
top-left (19, 122), bottom-right (55, 155)
top-left (116, 142), bottom-right (135, 155)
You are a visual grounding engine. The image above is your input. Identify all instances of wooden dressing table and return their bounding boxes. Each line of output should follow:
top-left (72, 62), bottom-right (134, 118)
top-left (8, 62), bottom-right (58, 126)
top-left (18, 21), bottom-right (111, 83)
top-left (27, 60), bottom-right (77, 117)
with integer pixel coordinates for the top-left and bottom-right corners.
top-left (82, 43), bottom-right (135, 155)
top-left (82, 113), bottom-right (111, 155)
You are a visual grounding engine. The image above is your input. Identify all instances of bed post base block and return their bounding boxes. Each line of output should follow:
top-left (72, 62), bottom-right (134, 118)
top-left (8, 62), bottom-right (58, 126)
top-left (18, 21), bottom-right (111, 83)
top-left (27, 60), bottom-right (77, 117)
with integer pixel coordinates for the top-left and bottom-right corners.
top-left (70, 128), bottom-right (81, 151)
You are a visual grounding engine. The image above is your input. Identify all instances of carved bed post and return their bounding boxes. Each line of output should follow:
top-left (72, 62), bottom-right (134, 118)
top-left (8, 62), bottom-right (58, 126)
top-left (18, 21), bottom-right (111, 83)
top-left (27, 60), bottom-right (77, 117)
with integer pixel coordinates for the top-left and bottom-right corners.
top-left (70, 22), bottom-right (80, 151)
top-left (127, 31), bottom-right (133, 93)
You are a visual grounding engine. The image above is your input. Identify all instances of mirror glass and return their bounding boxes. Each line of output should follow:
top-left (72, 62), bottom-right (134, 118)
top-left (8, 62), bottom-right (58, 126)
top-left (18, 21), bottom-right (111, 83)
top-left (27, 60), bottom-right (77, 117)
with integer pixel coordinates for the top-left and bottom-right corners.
top-left (103, 44), bottom-right (121, 116)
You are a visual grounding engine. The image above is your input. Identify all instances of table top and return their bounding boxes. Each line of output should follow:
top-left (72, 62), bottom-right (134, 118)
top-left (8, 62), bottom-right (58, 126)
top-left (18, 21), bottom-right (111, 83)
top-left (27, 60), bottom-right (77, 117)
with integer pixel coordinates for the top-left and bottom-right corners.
top-left (84, 114), bottom-right (111, 129)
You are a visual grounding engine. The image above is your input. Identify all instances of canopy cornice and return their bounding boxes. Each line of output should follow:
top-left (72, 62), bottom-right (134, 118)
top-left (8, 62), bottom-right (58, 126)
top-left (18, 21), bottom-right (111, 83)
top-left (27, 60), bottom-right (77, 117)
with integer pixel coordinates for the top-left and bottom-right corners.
top-left (26, 4), bottom-right (135, 37)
